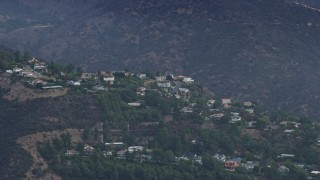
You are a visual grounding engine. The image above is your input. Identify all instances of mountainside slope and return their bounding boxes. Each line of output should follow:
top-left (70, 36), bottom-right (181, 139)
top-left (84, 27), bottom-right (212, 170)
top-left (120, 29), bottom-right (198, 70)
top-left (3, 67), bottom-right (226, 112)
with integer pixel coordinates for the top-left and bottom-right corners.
top-left (1, 0), bottom-right (320, 117)
top-left (0, 48), bottom-right (319, 179)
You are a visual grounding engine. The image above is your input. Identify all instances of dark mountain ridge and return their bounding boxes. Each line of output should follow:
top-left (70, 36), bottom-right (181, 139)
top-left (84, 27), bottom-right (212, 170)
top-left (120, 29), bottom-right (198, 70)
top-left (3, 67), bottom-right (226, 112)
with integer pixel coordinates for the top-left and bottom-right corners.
top-left (1, 0), bottom-right (320, 118)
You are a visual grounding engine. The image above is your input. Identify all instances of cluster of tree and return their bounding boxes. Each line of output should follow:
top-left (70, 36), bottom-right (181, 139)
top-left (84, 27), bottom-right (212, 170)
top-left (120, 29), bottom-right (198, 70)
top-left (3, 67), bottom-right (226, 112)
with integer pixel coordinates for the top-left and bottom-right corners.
top-left (46, 61), bottom-right (83, 79)
top-left (0, 49), bottom-right (30, 70)
top-left (39, 134), bottom-right (250, 180)
top-left (96, 91), bottom-right (170, 129)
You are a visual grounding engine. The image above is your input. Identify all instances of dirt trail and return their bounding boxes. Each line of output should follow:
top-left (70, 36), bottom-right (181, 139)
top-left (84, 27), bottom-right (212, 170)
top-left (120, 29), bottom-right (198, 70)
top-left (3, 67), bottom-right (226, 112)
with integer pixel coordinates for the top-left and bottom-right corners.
top-left (16, 129), bottom-right (83, 180)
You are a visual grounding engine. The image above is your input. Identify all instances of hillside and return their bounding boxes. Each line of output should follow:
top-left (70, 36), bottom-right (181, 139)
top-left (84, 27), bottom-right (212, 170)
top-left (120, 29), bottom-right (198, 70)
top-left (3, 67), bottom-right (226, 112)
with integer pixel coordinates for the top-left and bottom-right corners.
top-left (0, 49), bottom-right (320, 179)
top-left (1, 0), bottom-right (320, 118)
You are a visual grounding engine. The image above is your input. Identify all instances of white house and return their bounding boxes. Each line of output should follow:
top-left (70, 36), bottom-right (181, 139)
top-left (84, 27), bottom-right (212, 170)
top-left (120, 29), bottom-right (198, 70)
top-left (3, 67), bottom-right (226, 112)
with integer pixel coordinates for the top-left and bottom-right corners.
top-left (157, 82), bottom-right (171, 88)
top-left (81, 73), bottom-right (96, 79)
top-left (229, 116), bottom-right (242, 123)
top-left (245, 109), bottom-right (254, 114)
top-left (284, 129), bottom-right (295, 133)
top-left (244, 102), bottom-right (253, 107)
top-left (207, 99), bottom-right (216, 107)
top-left (65, 150), bottom-right (79, 156)
top-left (128, 102), bottom-right (141, 107)
top-left (34, 64), bottom-right (46, 70)
top-left (277, 154), bottom-right (295, 158)
top-left (181, 107), bottom-right (193, 113)
top-left (241, 161), bottom-right (259, 170)
top-left (183, 77), bottom-right (194, 83)
top-left (84, 145), bottom-right (94, 156)
top-left (103, 76), bottom-right (115, 84)
top-left (213, 154), bottom-right (226, 162)
top-left (210, 113), bottom-right (224, 118)
top-left (67, 81), bottom-right (81, 86)
top-left (136, 87), bottom-right (146, 96)
top-left (13, 67), bottom-right (23, 73)
top-left (6, 70), bottom-right (13, 73)
top-left (128, 146), bottom-right (143, 153)
top-left (229, 112), bottom-right (241, 123)
top-left (138, 73), bottom-right (147, 79)
top-left (105, 142), bottom-right (124, 146)
top-left (179, 88), bottom-right (190, 94)
top-left (156, 76), bottom-right (166, 82)
top-left (73, 81), bottom-right (81, 86)
top-left (311, 171), bottom-right (320, 175)
top-left (222, 99), bottom-right (232, 104)
top-left (231, 112), bottom-right (239, 116)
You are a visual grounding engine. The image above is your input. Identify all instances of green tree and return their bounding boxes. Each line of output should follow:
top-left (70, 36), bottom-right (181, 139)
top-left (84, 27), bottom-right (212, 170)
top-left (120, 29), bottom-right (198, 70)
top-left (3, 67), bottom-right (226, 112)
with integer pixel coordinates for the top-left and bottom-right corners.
top-left (65, 63), bottom-right (75, 74)
top-left (14, 50), bottom-right (21, 62)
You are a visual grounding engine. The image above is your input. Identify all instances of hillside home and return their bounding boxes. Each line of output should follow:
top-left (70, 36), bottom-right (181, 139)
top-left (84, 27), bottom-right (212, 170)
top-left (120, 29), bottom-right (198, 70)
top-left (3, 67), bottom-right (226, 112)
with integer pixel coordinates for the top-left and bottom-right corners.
top-left (128, 146), bottom-right (143, 153)
top-left (128, 102), bottom-right (141, 107)
top-left (283, 129), bottom-right (295, 133)
top-left (229, 112), bottom-right (241, 123)
top-left (103, 151), bottom-right (113, 158)
top-left (241, 161), bottom-right (259, 170)
top-left (277, 154), bottom-right (295, 158)
top-left (210, 113), bottom-right (224, 118)
top-left (213, 154), bottom-right (226, 162)
top-left (264, 124), bottom-right (279, 130)
top-left (137, 87), bottom-right (146, 92)
top-left (32, 79), bottom-right (48, 86)
top-left (13, 67), bottom-right (23, 73)
top-left (311, 171), bottom-right (320, 176)
top-left (278, 165), bottom-right (290, 174)
top-left (103, 76), bottom-right (115, 85)
top-left (293, 163), bottom-right (305, 169)
top-left (34, 62), bottom-right (46, 70)
top-left (138, 73), bottom-right (147, 79)
top-left (156, 76), bottom-right (166, 81)
top-left (93, 85), bottom-right (107, 91)
top-left (245, 109), bottom-right (254, 114)
top-left (157, 81), bottom-right (171, 88)
top-left (117, 150), bottom-right (127, 159)
top-left (207, 99), bottom-right (216, 107)
top-left (105, 142), bottom-right (124, 151)
top-left (179, 88), bottom-right (189, 94)
top-left (28, 57), bottom-right (39, 64)
top-left (194, 156), bottom-right (203, 165)
top-left (181, 107), bottom-right (193, 113)
top-left (84, 145), bottom-right (94, 156)
top-left (166, 74), bottom-right (174, 80)
top-left (222, 98), bottom-right (232, 104)
top-left (247, 121), bottom-right (257, 128)
top-left (178, 153), bottom-right (202, 164)
top-left (65, 150), bottom-right (80, 156)
top-left (280, 121), bottom-right (301, 128)
top-left (222, 98), bottom-right (232, 108)
top-left (81, 73), bottom-right (96, 80)
top-left (231, 112), bottom-right (239, 116)
top-left (19, 71), bottom-right (34, 77)
top-left (224, 160), bottom-right (240, 171)
top-left (67, 80), bottom-right (81, 86)
top-left (136, 87), bottom-right (146, 96)
top-left (173, 75), bottom-right (183, 81)
top-left (42, 85), bottom-right (63, 89)
top-left (183, 77), bottom-right (194, 83)
top-left (243, 102), bottom-right (253, 107)
top-left (105, 142), bottom-right (124, 147)
top-left (135, 154), bottom-right (153, 162)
